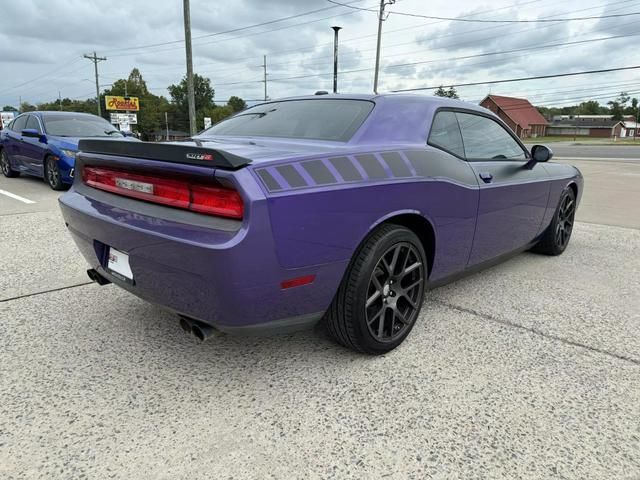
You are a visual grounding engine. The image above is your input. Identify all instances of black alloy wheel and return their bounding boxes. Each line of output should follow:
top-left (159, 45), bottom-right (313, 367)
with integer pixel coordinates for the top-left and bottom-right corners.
top-left (1, 150), bottom-right (19, 177)
top-left (532, 187), bottom-right (577, 256)
top-left (325, 223), bottom-right (427, 354)
top-left (365, 242), bottom-right (424, 343)
top-left (555, 192), bottom-right (575, 249)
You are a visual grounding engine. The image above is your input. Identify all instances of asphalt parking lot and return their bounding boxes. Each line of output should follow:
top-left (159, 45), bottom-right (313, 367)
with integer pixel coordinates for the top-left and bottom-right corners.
top-left (1, 146), bottom-right (639, 479)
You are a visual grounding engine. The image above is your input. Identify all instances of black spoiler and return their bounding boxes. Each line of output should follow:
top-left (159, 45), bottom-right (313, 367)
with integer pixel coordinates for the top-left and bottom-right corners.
top-left (77, 139), bottom-right (251, 170)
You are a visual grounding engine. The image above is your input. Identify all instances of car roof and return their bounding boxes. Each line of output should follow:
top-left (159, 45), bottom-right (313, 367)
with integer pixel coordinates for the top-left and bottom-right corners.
top-left (31, 111), bottom-right (100, 117)
top-left (255, 92), bottom-right (487, 113)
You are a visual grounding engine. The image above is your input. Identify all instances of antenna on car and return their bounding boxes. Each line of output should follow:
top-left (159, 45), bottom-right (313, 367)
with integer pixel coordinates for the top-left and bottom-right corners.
top-left (314, 90), bottom-right (329, 95)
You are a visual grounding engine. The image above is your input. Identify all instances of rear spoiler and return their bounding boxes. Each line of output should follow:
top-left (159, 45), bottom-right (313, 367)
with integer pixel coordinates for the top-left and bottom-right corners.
top-left (77, 139), bottom-right (251, 170)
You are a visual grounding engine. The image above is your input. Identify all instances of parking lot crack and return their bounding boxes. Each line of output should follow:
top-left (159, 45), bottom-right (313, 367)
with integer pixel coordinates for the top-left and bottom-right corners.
top-left (433, 299), bottom-right (640, 366)
top-left (0, 282), bottom-right (93, 303)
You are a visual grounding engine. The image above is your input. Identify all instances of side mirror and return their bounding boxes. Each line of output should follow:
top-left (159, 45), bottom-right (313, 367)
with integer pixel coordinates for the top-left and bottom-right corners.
top-left (525, 145), bottom-right (553, 169)
top-left (22, 129), bottom-right (47, 143)
top-left (21, 128), bottom-right (40, 138)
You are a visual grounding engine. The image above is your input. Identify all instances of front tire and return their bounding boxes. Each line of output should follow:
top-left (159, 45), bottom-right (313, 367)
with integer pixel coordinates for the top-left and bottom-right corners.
top-left (44, 156), bottom-right (65, 191)
top-left (1, 149), bottom-right (20, 178)
top-left (532, 187), bottom-right (576, 255)
top-left (325, 224), bottom-right (427, 354)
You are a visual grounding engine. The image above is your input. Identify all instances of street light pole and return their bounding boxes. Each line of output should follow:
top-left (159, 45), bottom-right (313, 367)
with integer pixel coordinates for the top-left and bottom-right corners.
top-left (183, 0), bottom-right (197, 136)
top-left (331, 26), bottom-right (341, 94)
top-left (373, 0), bottom-right (394, 94)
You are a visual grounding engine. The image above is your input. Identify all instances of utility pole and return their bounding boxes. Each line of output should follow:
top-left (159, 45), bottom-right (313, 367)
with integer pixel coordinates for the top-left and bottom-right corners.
top-left (331, 26), bottom-right (342, 94)
top-left (58, 91), bottom-right (62, 111)
top-left (373, 0), bottom-right (395, 94)
top-left (263, 55), bottom-right (268, 101)
top-left (183, 0), bottom-right (196, 136)
top-left (165, 111), bottom-right (170, 141)
top-left (84, 51), bottom-right (107, 116)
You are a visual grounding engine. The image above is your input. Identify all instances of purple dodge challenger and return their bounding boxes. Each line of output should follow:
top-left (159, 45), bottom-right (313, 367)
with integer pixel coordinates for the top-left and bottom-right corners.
top-left (59, 94), bottom-right (582, 354)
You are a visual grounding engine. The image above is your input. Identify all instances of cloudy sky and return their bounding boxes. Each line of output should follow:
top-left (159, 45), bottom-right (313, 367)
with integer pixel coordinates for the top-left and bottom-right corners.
top-left (0, 0), bottom-right (638, 108)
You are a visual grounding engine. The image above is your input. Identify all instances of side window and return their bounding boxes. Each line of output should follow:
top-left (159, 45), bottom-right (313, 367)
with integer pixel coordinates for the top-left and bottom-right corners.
top-left (455, 112), bottom-right (527, 160)
top-left (428, 111), bottom-right (464, 158)
top-left (12, 115), bottom-right (28, 133)
top-left (25, 115), bottom-right (41, 133)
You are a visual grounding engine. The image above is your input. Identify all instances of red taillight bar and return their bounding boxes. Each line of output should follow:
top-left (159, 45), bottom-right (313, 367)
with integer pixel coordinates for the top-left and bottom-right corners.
top-left (82, 166), bottom-right (243, 219)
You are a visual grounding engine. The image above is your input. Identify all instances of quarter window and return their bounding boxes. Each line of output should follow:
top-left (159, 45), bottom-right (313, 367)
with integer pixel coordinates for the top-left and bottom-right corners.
top-left (428, 111), bottom-right (464, 157)
top-left (455, 112), bottom-right (527, 160)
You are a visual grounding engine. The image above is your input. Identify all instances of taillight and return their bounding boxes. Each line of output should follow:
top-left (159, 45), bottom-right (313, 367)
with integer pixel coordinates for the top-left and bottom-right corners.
top-left (82, 166), bottom-right (243, 219)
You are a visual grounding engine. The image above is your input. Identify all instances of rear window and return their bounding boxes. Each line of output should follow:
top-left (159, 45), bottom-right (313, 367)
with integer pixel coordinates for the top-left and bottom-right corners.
top-left (43, 114), bottom-right (123, 137)
top-left (203, 99), bottom-right (374, 142)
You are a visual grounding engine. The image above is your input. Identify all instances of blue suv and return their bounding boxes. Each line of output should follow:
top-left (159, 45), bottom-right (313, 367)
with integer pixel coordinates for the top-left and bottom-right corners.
top-left (0, 111), bottom-right (136, 190)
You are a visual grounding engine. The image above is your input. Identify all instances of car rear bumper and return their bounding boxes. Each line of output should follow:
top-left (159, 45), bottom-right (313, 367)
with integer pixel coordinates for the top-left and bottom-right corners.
top-left (59, 187), bottom-right (346, 333)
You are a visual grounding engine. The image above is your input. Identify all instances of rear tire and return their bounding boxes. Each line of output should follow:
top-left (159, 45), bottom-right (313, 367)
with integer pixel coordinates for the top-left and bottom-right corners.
top-left (1, 149), bottom-right (20, 178)
top-left (325, 224), bottom-right (427, 354)
top-left (532, 187), bottom-right (576, 256)
top-left (44, 156), bottom-right (66, 191)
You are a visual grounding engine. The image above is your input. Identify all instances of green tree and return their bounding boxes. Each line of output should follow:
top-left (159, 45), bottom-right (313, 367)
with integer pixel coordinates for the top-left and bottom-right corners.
top-left (104, 68), bottom-right (172, 137)
top-left (227, 96), bottom-right (247, 112)
top-left (434, 86), bottom-right (459, 99)
top-left (210, 105), bottom-right (234, 124)
top-left (608, 92), bottom-right (630, 120)
top-left (168, 74), bottom-right (215, 114)
top-left (36, 98), bottom-right (97, 114)
top-left (2, 105), bottom-right (17, 111)
top-left (624, 97), bottom-right (638, 117)
top-left (20, 102), bottom-right (36, 112)
top-left (578, 100), bottom-right (601, 115)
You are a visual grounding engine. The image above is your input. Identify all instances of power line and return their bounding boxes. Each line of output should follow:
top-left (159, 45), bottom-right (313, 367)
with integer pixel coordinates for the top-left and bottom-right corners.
top-left (0, 56), bottom-right (82, 96)
top-left (390, 65), bottom-right (640, 93)
top-left (105, 1), bottom-right (374, 58)
top-left (327, 0), bottom-right (640, 23)
top-left (95, 0), bottom-right (630, 86)
top-left (210, 32), bottom-right (639, 86)
top-left (101, 0), bottom-right (367, 54)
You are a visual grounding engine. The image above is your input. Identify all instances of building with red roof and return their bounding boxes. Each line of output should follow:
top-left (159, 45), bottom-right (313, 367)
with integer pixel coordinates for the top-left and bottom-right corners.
top-left (480, 94), bottom-right (548, 138)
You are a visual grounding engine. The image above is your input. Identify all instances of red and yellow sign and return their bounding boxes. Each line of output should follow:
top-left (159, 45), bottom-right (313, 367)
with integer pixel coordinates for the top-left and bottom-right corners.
top-left (105, 95), bottom-right (140, 111)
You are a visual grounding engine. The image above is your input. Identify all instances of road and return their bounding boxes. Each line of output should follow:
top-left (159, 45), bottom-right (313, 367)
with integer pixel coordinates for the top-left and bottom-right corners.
top-left (0, 146), bottom-right (639, 479)
top-left (540, 143), bottom-right (640, 161)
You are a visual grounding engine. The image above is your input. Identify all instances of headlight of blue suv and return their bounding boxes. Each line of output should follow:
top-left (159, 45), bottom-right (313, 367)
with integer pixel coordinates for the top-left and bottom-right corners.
top-left (60, 149), bottom-right (77, 159)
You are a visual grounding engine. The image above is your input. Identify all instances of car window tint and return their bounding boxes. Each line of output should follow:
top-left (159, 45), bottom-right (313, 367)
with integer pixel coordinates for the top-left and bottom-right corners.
top-left (204, 99), bottom-right (374, 142)
top-left (455, 112), bottom-right (526, 160)
top-left (12, 115), bottom-right (27, 132)
top-left (428, 111), bottom-right (464, 157)
top-left (25, 115), bottom-right (41, 133)
top-left (43, 113), bottom-right (123, 137)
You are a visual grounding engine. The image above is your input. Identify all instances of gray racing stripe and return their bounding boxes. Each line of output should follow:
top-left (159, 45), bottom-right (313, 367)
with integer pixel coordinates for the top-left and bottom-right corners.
top-left (257, 169), bottom-right (282, 191)
top-left (276, 164), bottom-right (307, 188)
top-left (329, 156), bottom-right (362, 182)
top-left (381, 152), bottom-right (412, 177)
top-left (404, 150), bottom-right (477, 186)
top-left (301, 160), bottom-right (336, 185)
top-left (356, 154), bottom-right (386, 179)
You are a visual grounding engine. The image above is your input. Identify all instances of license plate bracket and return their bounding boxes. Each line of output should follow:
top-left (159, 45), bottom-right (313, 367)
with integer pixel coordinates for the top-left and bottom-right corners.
top-left (106, 247), bottom-right (134, 284)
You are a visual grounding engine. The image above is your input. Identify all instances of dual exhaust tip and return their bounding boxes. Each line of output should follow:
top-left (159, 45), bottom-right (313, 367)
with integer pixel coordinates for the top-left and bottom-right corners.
top-left (87, 268), bottom-right (219, 342)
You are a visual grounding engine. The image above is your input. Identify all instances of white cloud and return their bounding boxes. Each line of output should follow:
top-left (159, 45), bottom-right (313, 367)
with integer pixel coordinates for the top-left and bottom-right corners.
top-left (0, 0), bottom-right (637, 108)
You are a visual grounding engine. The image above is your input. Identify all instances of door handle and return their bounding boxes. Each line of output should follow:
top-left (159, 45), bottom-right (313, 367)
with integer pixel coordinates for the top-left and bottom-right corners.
top-left (479, 172), bottom-right (493, 183)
